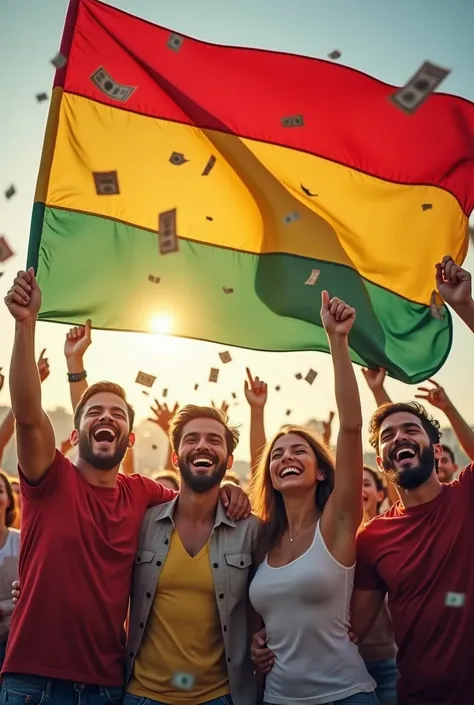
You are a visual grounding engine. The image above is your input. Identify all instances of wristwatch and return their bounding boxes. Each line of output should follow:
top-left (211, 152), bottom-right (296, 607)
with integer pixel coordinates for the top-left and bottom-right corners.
top-left (67, 370), bottom-right (87, 383)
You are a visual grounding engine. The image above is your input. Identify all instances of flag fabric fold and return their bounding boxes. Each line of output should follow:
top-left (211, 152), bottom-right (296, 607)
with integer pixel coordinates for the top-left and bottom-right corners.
top-left (29, 0), bottom-right (474, 382)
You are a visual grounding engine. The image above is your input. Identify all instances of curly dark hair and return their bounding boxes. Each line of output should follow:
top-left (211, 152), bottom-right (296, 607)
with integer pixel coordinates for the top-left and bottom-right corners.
top-left (368, 401), bottom-right (441, 452)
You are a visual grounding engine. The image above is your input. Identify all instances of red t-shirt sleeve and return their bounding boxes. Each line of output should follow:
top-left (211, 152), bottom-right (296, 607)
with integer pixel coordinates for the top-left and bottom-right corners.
top-left (456, 462), bottom-right (474, 493)
top-left (139, 474), bottom-right (178, 507)
top-left (19, 449), bottom-right (70, 500)
top-left (354, 525), bottom-right (386, 591)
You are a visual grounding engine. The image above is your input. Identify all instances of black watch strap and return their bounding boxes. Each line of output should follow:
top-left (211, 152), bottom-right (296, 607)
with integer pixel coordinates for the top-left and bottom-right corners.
top-left (67, 370), bottom-right (87, 383)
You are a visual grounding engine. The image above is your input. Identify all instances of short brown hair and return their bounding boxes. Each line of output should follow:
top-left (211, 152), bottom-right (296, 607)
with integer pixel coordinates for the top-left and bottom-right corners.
top-left (0, 472), bottom-right (17, 528)
top-left (74, 382), bottom-right (135, 431)
top-left (369, 401), bottom-right (441, 452)
top-left (169, 405), bottom-right (239, 456)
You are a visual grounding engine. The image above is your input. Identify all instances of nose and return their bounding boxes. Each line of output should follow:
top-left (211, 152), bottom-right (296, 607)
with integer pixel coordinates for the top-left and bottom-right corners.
top-left (99, 411), bottom-right (114, 424)
top-left (393, 428), bottom-right (410, 445)
top-left (194, 437), bottom-right (211, 452)
top-left (281, 447), bottom-right (295, 462)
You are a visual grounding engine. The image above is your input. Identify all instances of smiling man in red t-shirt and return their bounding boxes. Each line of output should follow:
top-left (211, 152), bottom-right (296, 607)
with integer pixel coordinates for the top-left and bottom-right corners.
top-left (1, 268), bottom-right (248, 705)
top-left (351, 256), bottom-right (474, 705)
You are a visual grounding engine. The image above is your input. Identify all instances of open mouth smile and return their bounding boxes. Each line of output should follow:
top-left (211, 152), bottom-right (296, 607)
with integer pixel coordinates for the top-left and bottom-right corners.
top-left (392, 446), bottom-right (417, 463)
top-left (92, 426), bottom-right (117, 445)
top-left (279, 465), bottom-right (303, 479)
top-left (191, 455), bottom-right (216, 469)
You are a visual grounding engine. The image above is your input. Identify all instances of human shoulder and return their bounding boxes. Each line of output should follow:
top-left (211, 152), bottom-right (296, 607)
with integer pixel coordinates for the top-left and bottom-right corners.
top-left (451, 462), bottom-right (474, 491)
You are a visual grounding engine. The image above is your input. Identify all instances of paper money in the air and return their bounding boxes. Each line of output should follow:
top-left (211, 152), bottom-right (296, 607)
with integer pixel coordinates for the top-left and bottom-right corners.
top-left (93, 171), bottom-right (120, 195)
top-left (295, 373), bottom-right (303, 380)
top-left (162, 389), bottom-right (168, 398)
top-left (219, 351), bottom-right (232, 364)
top-left (36, 92), bottom-right (49, 102)
top-left (135, 371), bottom-right (156, 388)
top-left (194, 383), bottom-right (199, 391)
top-left (305, 369), bottom-right (318, 385)
top-left (286, 409), bottom-right (291, 416)
top-left (152, 444), bottom-right (158, 450)
top-left (328, 50), bottom-right (341, 60)
top-left (445, 592), bottom-right (465, 608)
top-left (305, 269), bottom-right (320, 286)
top-left (223, 287), bottom-right (234, 294)
top-left (281, 114), bottom-right (304, 128)
top-left (51, 52), bottom-right (67, 69)
top-left (169, 152), bottom-right (188, 166)
top-left (141, 390), bottom-right (149, 396)
top-left (0, 236), bottom-right (14, 264)
top-left (148, 275), bottom-right (160, 283)
top-left (284, 211), bottom-right (300, 225)
top-left (158, 209), bottom-right (178, 254)
top-left (209, 368), bottom-right (219, 383)
top-left (231, 392), bottom-right (237, 399)
top-left (167, 33), bottom-right (184, 52)
top-left (91, 67), bottom-right (136, 103)
top-left (390, 61), bottom-right (450, 114)
top-left (421, 203), bottom-right (433, 211)
top-left (202, 155), bottom-right (216, 176)
top-left (275, 385), bottom-right (281, 391)
top-left (4, 185), bottom-right (16, 200)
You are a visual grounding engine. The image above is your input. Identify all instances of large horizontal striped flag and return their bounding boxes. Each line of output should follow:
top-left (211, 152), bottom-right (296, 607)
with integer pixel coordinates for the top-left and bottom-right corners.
top-left (29, 0), bottom-right (474, 383)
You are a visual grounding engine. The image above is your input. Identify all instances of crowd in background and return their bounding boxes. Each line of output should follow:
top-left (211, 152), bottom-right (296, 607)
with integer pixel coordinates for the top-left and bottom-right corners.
top-left (0, 255), bottom-right (472, 705)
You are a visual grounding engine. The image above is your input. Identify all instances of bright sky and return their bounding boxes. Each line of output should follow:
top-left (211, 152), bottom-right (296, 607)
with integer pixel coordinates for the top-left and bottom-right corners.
top-left (0, 0), bottom-right (473, 461)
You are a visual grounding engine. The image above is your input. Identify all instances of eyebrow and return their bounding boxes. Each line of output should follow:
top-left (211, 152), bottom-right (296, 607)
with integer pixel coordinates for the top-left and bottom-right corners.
top-left (183, 432), bottom-right (225, 442)
top-left (86, 404), bottom-right (127, 415)
top-left (272, 443), bottom-right (308, 453)
top-left (381, 422), bottom-right (422, 435)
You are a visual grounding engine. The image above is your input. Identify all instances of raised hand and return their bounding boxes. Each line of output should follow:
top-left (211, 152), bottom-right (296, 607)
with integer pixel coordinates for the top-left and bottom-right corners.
top-left (148, 399), bottom-right (179, 434)
top-left (415, 378), bottom-right (451, 412)
top-left (436, 256), bottom-right (472, 308)
top-left (37, 349), bottom-right (50, 383)
top-left (320, 291), bottom-right (356, 337)
top-left (244, 367), bottom-right (268, 408)
top-left (4, 268), bottom-right (41, 322)
top-left (361, 367), bottom-right (386, 391)
top-left (64, 320), bottom-right (92, 360)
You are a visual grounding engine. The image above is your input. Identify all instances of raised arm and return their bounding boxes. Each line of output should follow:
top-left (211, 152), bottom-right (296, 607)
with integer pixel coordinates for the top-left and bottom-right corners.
top-left (4, 269), bottom-right (55, 483)
top-left (361, 367), bottom-right (392, 407)
top-left (244, 367), bottom-right (267, 476)
top-left (0, 351), bottom-right (50, 465)
top-left (416, 379), bottom-right (474, 461)
top-left (320, 291), bottom-right (363, 562)
top-left (148, 399), bottom-right (179, 469)
top-left (436, 255), bottom-right (474, 333)
top-left (64, 320), bottom-right (92, 411)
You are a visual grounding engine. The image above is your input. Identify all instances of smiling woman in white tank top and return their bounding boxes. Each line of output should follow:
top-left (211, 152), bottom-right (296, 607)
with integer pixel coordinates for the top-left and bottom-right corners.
top-left (249, 291), bottom-right (378, 705)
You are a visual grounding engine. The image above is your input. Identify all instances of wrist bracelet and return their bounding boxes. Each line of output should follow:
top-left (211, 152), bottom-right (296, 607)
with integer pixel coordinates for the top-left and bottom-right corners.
top-left (67, 370), bottom-right (87, 383)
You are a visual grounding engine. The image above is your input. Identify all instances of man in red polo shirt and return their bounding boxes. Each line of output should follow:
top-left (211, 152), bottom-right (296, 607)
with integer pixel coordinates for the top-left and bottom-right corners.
top-left (2, 268), bottom-right (248, 705)
top-left (352, 256), bottom-right (474, 705)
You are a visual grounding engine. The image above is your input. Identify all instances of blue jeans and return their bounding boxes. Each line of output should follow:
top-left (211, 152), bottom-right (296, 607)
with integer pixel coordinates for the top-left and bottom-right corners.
top-left (0, 674), bottom-right (124, 705)
top-left (365, 658), bottom-right (398, 704)
top-left (123, 694), bottom-right (232, 705)
top-left (264, 693), bottom-right (378, 705)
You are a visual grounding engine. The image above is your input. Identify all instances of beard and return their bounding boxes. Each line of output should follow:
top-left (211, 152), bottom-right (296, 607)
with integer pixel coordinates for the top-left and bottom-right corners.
top-left (178, 454), bottom-right (227, 493)
top-left (382, 444), bottom-right (435, 490)
top-left (78, 432), bottom-right (129, 471)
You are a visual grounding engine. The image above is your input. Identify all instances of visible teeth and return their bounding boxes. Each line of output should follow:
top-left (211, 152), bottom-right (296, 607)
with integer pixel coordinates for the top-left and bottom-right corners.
top-left (93, 426), bottom-right (116, 442)
top-left (192, 457), bottom-right (213, 467)
top-left (280, 467), bottom-right (301, 478)
top-left (396, 447), bottom-right (416, 461)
